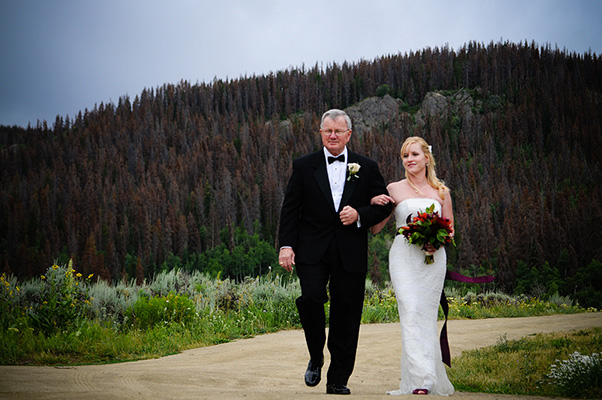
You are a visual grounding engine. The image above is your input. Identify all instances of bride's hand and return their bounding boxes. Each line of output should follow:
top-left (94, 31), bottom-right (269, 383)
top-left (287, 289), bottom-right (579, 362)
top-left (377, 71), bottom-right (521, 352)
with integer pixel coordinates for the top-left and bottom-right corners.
top-left (424, 243), bottom-right (437, 254)
top-left (371, 194), bottom-right (395, 206)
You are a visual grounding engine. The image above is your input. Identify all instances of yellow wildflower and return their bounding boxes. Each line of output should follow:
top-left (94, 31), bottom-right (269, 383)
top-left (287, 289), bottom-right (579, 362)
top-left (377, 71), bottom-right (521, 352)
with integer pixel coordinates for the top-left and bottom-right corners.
top-left (88, 274), bottom-right (94, 279)
top-left (76, 273), bottom-right (82, 278)
top-left (52, 264), bottom-right (59, 270)
top-left (41, 275), bottom-right (46, 280)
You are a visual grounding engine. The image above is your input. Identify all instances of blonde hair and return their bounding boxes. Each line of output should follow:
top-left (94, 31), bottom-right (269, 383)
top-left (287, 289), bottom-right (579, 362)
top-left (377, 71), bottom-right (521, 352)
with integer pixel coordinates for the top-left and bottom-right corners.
top-left (401, 136), bottom-right (449, 200)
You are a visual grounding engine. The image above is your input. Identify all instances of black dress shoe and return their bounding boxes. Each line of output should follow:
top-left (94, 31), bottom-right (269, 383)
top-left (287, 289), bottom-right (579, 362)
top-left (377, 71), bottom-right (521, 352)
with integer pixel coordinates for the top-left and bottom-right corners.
top-left (304, 359), bottom-right (323, 387)
top-left (326, 383), bottom-right (351, 395)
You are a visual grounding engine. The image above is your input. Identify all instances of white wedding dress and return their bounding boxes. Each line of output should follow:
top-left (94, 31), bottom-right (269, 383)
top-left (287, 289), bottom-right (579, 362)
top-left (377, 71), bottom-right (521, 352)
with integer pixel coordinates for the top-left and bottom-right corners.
top-left (387, 198), bottom-right (454, 396)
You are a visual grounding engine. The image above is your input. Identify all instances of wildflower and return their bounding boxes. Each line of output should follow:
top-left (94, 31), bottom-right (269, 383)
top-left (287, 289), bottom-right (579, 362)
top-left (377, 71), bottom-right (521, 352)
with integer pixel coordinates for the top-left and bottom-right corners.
top-left (41, 275), bottom-right (46, 280)
top-left (545, 351), bottom-right (602, 397)
top-left (76, 273), bottom-right (82, 278)
top-left (88, 274), bottom-right (94, 279)
top-left (52, 264), bottom-right (59, 270)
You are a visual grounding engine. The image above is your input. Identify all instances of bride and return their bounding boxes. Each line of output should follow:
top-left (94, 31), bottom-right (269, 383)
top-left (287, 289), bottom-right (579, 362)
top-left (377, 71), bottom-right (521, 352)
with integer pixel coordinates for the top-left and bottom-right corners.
top-left (371, 136), bottom-right (455, 396)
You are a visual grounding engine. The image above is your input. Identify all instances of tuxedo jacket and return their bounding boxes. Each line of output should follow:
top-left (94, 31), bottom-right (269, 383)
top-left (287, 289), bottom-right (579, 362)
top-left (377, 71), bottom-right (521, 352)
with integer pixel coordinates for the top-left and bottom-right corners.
top-left (279, 149), bottom-right (392, 273)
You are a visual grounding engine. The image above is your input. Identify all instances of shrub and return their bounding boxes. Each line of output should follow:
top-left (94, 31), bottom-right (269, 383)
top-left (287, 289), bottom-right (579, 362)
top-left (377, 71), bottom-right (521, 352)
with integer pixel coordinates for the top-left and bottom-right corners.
top-left (21, 261), bottom-right (93, 336)
top-left (543, 351), bottom-right (602, 398)
top-left (149, 268), bottom-right (190, 296)
top-left (0, 273), bottom-right (23, 330)
top-left (88, 278), bottom-right (142, 326)
top-left (125, 292), bottom-right (196, 330)
top-left (243, 274), bottom-right (301, 328)
top-left (547, 291), bottom-right (574, 307)
top-left (362, 281), bottom-right (399, 323)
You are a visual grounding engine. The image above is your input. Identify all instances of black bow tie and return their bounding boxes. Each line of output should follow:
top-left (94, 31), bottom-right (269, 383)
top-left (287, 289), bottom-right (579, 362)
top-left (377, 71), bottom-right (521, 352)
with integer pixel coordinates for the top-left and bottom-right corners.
top-left (328, 154), bottom-right (345, 164)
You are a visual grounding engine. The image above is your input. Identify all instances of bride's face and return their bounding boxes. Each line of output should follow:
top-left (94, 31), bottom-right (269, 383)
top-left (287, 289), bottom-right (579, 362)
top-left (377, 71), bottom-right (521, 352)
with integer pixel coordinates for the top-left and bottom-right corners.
top-left (402, 142), bottom-right (428, 175)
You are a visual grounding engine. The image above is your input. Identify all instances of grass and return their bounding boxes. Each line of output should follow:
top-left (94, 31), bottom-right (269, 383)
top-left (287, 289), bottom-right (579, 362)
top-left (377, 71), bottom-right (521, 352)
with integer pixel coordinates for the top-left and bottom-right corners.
top-left (1, 264), bottom-right (303, 365)
top-left (449, 328), bottom-right (602, 398)
top-left (2, 263), bottom-right (601, 398)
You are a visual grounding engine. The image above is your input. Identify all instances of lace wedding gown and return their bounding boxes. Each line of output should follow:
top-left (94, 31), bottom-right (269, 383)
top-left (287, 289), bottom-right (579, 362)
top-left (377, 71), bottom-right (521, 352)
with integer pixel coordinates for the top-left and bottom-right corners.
top-left (387, 198), bottom-right (454, 396)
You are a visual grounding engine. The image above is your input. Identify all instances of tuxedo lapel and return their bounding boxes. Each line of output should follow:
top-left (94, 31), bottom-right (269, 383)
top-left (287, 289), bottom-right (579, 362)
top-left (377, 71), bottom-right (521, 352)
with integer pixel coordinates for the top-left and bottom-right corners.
top-left (312, 153), bottom-right (336, 212)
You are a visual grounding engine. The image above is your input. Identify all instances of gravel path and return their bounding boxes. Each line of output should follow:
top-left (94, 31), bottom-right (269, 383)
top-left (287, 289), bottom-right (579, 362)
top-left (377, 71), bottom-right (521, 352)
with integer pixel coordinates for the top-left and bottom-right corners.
top-left (1, 313), bottom-right (601, 399)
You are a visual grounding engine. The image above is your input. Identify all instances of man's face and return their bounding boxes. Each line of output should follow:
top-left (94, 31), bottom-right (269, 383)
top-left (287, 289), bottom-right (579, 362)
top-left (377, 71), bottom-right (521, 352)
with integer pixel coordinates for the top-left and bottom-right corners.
top-left (320, 116), bottom-right (351, 156)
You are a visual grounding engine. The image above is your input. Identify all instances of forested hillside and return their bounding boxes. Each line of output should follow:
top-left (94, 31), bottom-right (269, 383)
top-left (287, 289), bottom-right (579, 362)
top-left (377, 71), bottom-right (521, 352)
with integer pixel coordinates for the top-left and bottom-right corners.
top-left (1, 41), bottom-right (601, 305)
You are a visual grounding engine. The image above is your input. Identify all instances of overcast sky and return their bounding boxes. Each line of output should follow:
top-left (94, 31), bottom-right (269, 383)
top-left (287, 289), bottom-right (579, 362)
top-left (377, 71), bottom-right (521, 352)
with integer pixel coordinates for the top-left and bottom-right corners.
top-left (1, 0), bottom-right (601, 128)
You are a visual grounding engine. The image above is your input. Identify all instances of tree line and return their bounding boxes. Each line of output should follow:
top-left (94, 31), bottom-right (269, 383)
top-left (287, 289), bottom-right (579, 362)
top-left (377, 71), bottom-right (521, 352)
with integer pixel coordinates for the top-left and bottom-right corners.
top-left (1, 40), bottom-right (601, 306)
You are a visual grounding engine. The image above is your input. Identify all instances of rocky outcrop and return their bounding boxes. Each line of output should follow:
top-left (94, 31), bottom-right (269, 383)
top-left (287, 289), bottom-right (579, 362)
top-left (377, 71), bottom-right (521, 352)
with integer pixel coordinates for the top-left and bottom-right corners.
top-left (345, 88), bottom-right (482, 133)
top-left (413, 88), bottom-right (482, 125)
top-left (344, 94), bottom-right (403, 135)
top-left (271, 89), bottom-right (483, 136)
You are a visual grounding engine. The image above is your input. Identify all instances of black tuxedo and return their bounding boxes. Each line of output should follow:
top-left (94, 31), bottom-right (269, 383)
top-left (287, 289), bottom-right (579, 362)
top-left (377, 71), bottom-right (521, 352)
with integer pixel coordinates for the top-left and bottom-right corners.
top-left (279, 149), bottom-right (392, 386)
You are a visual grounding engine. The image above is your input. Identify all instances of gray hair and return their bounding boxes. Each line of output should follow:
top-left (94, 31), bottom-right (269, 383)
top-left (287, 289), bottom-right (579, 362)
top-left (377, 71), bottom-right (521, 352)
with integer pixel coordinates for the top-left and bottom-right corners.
top-left (320, 109), bottom-right (352, 131)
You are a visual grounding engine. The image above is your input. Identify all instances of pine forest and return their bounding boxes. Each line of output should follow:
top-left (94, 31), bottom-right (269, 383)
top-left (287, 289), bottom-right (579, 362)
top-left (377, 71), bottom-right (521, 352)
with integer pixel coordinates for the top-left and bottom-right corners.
top-left (1, 41), bottom-right (601, 307)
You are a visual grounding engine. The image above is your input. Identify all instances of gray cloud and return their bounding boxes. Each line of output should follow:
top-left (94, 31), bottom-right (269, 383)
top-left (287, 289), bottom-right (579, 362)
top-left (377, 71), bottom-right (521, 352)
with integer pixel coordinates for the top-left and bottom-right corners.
top-left (1, 0), bottom-right (601, 127)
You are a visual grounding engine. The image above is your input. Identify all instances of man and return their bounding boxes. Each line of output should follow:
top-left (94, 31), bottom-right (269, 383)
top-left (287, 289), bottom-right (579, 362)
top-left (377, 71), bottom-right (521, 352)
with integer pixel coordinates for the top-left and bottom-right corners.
top-left (278, 109), bottom-right (393, 395)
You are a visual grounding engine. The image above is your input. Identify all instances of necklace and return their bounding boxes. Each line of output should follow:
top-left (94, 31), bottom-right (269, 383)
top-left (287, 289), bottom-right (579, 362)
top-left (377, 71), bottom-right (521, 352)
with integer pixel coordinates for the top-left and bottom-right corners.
top-left (411, 179), bottom-right (428, 193)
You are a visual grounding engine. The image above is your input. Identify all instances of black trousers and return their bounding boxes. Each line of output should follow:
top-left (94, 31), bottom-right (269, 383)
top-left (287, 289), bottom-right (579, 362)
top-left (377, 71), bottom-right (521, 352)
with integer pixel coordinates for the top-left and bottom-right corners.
top-left (295, 239), bottom-right (366, 385)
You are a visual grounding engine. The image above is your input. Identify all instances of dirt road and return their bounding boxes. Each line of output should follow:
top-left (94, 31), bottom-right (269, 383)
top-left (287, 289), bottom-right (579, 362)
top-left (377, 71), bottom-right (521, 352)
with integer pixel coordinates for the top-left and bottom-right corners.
top-left (1, 313), bottom-right (601, 400)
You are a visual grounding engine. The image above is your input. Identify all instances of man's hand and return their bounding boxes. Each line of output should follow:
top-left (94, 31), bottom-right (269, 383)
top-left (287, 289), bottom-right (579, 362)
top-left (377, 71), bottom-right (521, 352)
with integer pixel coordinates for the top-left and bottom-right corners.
top-left (340, 205), bottom-right (359, 226)
top-left (278, 247), bottom-right (295, 272)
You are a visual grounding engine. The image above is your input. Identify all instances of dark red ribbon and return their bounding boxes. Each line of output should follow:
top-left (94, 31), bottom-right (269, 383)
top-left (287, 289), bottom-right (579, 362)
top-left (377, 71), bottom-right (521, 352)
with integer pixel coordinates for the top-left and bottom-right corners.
top-left (439, 270), bottom-right (495, 366)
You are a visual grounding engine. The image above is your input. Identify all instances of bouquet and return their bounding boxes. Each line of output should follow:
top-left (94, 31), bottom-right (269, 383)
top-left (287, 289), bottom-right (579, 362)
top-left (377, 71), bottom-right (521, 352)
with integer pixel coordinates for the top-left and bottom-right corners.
top-left (399, 203), bottom-right (455, 264)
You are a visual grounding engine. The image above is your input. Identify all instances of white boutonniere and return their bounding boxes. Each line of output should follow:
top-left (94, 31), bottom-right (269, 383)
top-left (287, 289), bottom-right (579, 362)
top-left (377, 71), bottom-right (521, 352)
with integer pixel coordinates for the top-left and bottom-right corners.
top-left (347, 163), bottom-right (361, 181)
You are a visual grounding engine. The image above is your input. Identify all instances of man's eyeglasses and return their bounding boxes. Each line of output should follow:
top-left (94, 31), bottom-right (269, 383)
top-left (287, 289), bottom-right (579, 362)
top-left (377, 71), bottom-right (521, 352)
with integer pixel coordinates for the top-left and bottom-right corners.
top-left (320, 129), bottom-right (349, 137)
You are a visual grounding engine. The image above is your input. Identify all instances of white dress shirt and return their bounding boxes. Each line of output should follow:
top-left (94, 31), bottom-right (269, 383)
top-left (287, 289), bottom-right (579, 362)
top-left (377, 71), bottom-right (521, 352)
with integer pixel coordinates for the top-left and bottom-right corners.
top-left (324, 147), bottom-right (348, 212)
